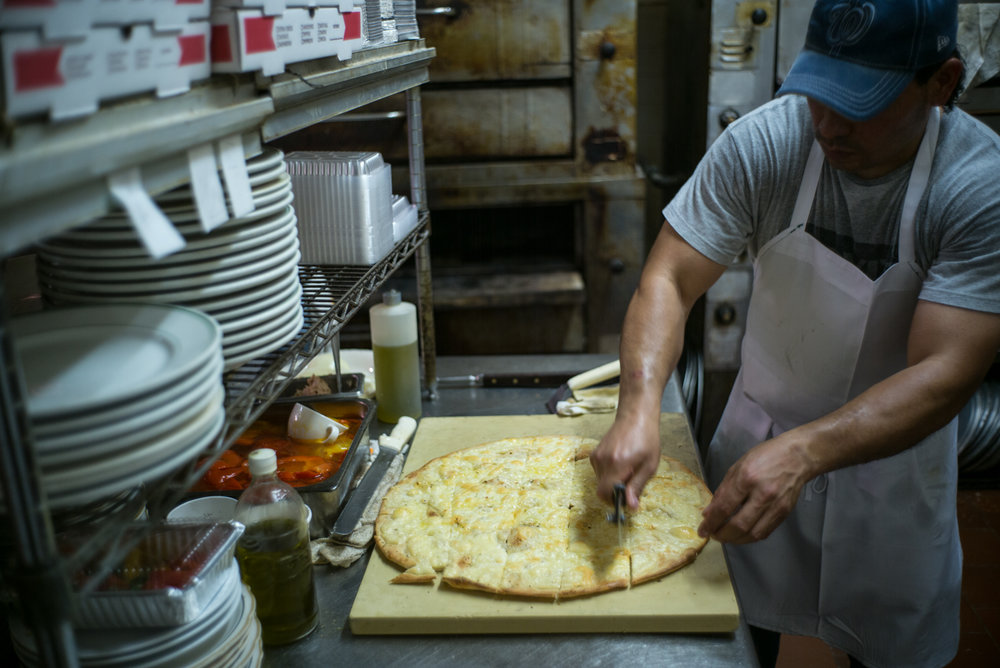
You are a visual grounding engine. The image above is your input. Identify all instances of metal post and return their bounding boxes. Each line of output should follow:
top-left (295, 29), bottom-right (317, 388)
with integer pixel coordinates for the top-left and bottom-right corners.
top-left (405, 87), bottom-right (438, 399)
top-left (0, 294), bottom-right (79, 667)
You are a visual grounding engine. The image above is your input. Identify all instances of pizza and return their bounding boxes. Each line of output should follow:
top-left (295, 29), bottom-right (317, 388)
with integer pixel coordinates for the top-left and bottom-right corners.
top-left (373, 434), bottom-right (712, 599)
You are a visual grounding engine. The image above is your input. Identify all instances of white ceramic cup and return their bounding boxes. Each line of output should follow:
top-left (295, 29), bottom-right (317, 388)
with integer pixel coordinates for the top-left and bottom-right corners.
top-left (287, 402), bottom-right (347, 442)
top-left (167, 496), bottom-right (238, 523)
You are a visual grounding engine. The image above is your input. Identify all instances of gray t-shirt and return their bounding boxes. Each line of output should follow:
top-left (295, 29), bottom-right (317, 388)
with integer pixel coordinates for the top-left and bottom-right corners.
top-left (664, 95), bottom-right (1000, 314)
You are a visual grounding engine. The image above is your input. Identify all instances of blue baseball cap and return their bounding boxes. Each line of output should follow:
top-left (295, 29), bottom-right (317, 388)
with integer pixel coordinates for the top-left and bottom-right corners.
top-left (777, 0), bottom-right (957, 121)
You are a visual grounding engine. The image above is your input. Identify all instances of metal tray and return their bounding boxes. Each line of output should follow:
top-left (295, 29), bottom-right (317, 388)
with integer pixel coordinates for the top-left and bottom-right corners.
top-left (186, 396), bottom-right (375, 538)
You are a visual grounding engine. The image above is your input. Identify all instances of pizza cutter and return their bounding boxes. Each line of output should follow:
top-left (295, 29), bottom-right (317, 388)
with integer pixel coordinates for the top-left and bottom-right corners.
top-left (606, 482), bottom-right (627, 547)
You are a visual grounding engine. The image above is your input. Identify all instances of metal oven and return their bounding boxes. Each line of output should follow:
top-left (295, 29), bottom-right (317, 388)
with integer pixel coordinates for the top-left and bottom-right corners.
top-left (275, 0), bottom-right (647, 355)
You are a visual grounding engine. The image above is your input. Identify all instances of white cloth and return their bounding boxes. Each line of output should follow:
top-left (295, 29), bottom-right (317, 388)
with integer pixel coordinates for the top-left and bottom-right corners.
top-left (310, 451), bottom-right (405, 568)
top-left (707, 109), bottom-right (961, 668)
top-left (556, 385), bottom-right (619, 416)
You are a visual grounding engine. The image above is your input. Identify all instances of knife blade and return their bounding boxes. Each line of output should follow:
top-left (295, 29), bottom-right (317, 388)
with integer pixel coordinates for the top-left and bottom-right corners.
top-left (545, 359), bottom-right (620, 413)
top-left (436, 372), bottom-right (576, 389)
top-left (607, 482), bottom-right (626, 547)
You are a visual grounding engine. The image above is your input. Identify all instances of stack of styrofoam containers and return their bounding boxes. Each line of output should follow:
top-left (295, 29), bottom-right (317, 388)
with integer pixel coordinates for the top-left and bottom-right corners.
top-left (210, 1), bottom-right (365, 76)
top-left (285, 151), bottom-right (395, 265)
top-left (392, 194), bottom-right (418, 242)
top-left (0, 0), bottom-right (211, 121)
top-left (394, 0), bottom-right (419, 40)
top-left (378, 0), bottom-right (397, 44)
top-left (363, 0), bottom-right (384, 47)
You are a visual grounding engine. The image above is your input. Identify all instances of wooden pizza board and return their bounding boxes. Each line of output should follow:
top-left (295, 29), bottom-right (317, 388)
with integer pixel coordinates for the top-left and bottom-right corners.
top-left (348, 413), bottom-right (740, 634)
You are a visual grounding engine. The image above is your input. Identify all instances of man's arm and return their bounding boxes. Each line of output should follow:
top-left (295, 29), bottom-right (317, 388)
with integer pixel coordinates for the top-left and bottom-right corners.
top-left (589, 221), bottom-right (727, 507)
top-left (699, 299), bottom-right (1000, 543)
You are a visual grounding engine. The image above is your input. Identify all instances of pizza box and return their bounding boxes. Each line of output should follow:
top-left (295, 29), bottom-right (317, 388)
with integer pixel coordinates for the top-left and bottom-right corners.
top-left (349, 412), bottom-right (740, 635)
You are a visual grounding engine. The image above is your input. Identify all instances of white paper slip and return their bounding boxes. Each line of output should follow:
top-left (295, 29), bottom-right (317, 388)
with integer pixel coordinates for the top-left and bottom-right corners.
top-left (107, 168), bottom-right (184, 260)
top-left (218, 134), bottom-right (254, 218)
top-left (188, 143), bottom-right (229, 232)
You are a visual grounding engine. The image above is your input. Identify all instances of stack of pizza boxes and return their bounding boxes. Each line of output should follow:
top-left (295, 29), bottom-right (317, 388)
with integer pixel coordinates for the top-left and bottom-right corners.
top-left (210, 0), bottom-right (366, 76)
top-left (0, 0), bottom-right (212, 121)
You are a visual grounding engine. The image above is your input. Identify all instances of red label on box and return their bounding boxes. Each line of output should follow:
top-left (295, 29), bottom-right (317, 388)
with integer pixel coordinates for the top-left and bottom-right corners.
top-left (14, 47), bottom-right (63, 91)
top-left (244, 16), bottom-right (276, 54)
top-left (178, 34), bottom-right (206, 66)
top-left (211, 25), bottom-right (233, 63)
top-left (344, 11), bottom-right (361, 40)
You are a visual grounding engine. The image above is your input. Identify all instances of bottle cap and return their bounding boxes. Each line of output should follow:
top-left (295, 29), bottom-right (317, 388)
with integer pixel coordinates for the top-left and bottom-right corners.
top-left (382, 289), bottom-right (401, 306)
top-left (248, 448), bottom-right (278, 477)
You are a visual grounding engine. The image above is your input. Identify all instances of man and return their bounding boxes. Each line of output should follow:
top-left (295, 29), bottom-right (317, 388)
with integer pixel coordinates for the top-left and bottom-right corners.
top-left (589, 1), bottom-right (1000, 666)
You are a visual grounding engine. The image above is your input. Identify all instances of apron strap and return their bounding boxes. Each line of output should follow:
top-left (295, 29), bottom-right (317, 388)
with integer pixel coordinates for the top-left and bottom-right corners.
top-left (898, 106), bottom-right (941, 263)
top-left (789, 141), bottom-right (825, 230)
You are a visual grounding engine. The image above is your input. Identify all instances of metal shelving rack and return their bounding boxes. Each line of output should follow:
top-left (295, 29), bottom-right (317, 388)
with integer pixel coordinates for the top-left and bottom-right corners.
top-left (0, 40), bottom-right (437, 667)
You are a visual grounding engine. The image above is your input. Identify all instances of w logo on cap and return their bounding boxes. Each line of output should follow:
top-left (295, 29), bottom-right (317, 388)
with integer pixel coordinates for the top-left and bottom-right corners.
top-left (826, 1), bottom-right (876, 50)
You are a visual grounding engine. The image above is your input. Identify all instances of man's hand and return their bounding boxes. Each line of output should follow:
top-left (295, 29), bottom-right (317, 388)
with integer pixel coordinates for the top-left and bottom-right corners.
top-left (590, 417), bottom-right (662, 510)
top-left (698, 436), bottom-right (815, 543)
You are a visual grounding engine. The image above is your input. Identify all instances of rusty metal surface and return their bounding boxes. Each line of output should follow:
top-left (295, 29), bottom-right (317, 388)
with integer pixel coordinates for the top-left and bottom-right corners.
top-left (418, 0), bottom-right (571, 81)
top-left (421, 87), bottom-right (573, 159)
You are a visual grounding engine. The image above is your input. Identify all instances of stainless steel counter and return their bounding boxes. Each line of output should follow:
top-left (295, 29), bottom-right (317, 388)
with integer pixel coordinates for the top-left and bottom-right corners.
top-left (263, 354), bottom-right (758, 667)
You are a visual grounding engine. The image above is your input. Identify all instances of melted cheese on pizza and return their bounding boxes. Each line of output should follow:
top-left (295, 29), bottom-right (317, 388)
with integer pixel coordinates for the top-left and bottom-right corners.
top-left (373, 434), bottom-right (711, 599)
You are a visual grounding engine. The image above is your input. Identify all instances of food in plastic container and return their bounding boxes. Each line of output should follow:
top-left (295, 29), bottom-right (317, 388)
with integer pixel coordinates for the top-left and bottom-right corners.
top-left (67, 521), bottom-right (244, 628)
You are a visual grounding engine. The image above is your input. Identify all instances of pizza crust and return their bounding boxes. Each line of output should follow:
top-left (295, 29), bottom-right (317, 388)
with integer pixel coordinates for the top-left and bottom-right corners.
top-left (373, 434), bottom-right (711, 599)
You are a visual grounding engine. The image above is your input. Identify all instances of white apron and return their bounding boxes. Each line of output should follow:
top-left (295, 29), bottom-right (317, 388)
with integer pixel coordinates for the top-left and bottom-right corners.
top-left (706, 108), bottom-right (961, 668)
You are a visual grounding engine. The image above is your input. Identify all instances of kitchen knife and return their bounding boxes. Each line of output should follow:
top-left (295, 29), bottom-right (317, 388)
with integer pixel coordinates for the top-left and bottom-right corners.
top-left (436, 372), bottom-right (577, 389)
top-left (607, 483), bottom-right (627, 547)
top-left (545, 359), bottom-right (621, 413)
top-left (330, 417), bottom-right (417, 541)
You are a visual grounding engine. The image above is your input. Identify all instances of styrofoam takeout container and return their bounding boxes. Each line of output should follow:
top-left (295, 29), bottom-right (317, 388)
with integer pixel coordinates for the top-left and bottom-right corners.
top-left (285, 151), bottom-right (395, 265)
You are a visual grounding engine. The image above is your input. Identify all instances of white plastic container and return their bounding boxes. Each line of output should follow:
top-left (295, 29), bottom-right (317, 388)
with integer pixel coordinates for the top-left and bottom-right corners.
top-left (369, 290), bottom-right (421, 423)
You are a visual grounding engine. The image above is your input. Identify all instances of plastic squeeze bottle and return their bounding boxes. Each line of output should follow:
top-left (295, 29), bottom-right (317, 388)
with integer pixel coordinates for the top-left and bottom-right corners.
top-left (370, 289), bottom-right (422, 423)
top-left (234, 448), bottom-right (318, 645)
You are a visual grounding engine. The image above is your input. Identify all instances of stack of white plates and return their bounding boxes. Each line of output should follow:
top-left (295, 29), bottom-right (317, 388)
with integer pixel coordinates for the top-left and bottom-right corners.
top-left (958, 380), bottom-right (1000, 474)
top-left (35, 148), bottom-right (304, 371)
top-left (9, 560), bottom-right (263, 668)
top-left (9, 303), bottom-right (225, 510)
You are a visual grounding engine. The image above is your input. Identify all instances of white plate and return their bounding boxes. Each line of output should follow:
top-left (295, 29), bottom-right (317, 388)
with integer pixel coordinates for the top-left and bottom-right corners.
top-left (223, 310), bottom-right (304, 370)
top-left (38, 226), bottom-right (299, 283)
top-left (104, 174), bottom-right (292, 221)
top-left (182, 267), bottom-right (300, 316)
top-left (37, 209), bottom-right (295, 261)
top-left (38, 383), bottom-right (225, 467)
top-left (222, 297), bottom-right (303, 346)
top-left (36, 212), bottom-right (296, 268)
top-left (11, 304), bottom-right (221, 420)
top-left (90, 184), bottom-right (293, 228)
top-left (190, 585), bottom-right (256, 668)
top-left (247, 146), bottom-right (284, 173)
top-left (44, 388), bottom-right (224, 488)
top-left (59, 192), bottom-right (294, 241)
top-left (154, 168), bottom-right (289, 204)
top-left (32, 350), bottom-right (223, 438)
top-left (210, 272), bottom-right (301, 325)
top-left (218, 281), bottom-right (302, 335)
top-left (46, 401), bottom-right (224, 509)
top-left (73, 560), bottom-right (242, 665)
top-left (39, 253), bottom-right (300, 310)
top-left (38, 238), bottom-right (299, 295)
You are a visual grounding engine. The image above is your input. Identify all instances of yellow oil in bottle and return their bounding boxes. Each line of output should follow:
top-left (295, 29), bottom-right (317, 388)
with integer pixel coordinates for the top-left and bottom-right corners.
top-left (236, 517), bottom-right (317, 645)
top-left (372, 340), bottom-right (422, 423)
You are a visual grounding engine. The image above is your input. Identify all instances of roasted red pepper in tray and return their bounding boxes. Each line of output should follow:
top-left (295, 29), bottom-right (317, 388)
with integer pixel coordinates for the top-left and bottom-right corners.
top-left (275, 455), bottom-right (334, 485)
top-left (191, 401), bottom-right (361, 492)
